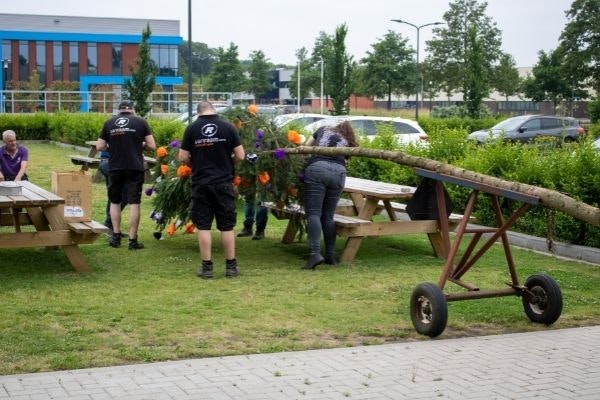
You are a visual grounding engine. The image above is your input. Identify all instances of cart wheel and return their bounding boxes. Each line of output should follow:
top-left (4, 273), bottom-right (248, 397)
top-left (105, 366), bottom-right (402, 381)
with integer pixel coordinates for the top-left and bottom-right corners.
top-left (522, 274), bottom-right (563, 325)
top-left (410, 282), bottom-right (448, 338)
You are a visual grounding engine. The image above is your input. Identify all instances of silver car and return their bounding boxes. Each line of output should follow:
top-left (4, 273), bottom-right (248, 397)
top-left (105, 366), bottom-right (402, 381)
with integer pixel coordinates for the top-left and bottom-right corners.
top-left (468, 115), bottom-right (585, 144)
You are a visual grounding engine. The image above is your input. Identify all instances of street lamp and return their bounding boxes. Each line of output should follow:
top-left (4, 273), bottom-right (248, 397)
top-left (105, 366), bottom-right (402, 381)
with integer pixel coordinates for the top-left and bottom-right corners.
top-left (391, 19), bottom-right (443, 120)
top-left (1, 59), bottom-right (8, 113)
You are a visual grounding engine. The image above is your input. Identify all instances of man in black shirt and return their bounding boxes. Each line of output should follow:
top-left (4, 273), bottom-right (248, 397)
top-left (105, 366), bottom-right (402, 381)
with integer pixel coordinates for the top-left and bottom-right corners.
top-left (97, 101), bottom-right (156, 250)
top-left (179, 101), bottom-right (245, 279)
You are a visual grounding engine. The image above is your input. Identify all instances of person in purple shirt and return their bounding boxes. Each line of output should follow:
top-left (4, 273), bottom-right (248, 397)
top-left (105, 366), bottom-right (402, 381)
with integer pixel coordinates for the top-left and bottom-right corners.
top-left (0, 130), bottom-right (29, 181)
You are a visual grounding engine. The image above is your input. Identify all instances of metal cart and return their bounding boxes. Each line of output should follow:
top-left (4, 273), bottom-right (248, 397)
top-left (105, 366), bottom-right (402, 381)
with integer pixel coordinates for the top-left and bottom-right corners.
top-left (409, 168), bottom-right (563, 337)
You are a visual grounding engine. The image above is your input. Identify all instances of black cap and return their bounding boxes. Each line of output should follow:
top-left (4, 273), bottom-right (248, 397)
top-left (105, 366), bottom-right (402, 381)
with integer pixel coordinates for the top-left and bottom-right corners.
top-left (118, 101), bottom-right (133, 110)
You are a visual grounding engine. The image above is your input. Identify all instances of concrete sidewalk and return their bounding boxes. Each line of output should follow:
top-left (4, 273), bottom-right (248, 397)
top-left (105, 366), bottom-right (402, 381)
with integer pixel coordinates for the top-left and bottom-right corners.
top-left (1, 326), bottom-right (599, 399)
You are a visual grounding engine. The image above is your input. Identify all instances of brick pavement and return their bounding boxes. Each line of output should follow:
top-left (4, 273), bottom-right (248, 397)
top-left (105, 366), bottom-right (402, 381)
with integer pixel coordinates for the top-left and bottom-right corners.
top-left (1, 326), bottom-right (599, 399)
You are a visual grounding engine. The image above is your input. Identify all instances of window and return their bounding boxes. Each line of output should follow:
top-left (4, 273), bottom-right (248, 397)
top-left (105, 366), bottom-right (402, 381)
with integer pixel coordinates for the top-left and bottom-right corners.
top-left (2, 40), bottom-right (12, 82)
top-left (522, 119), bottom-right (541, 131)
top-left (87, 43), bottom-right (97, 75)
top-left (112, 44), bottom-right (122, 75)
top-left (18, 41), bottom-right (28, 81)
top-left (53, 42), bottom-right (63, 81)
top-left (393, 121), bottom-right (420, 134)
top-left (151, 44), bottom-right (178, 76)
top-left (36, 41), bottom-right (46, 85)
top-left (541, 118), bottom-right (560, 129)
top-left (69, 42), bottom-right (79, 81)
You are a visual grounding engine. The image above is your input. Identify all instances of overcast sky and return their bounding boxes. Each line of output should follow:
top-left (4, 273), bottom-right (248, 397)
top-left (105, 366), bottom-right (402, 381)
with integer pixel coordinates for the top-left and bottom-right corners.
top-left (3, 0), bottom-right (574, 67)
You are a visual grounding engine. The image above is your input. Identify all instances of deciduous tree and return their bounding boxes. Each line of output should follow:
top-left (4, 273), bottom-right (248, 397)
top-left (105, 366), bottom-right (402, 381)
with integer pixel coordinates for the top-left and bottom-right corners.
top-left (246, 50), bottom-right (272, 103)
top-left (208, 43), bottom-right (246, 93)
top-left (361, 30), bottom-right (414, 110)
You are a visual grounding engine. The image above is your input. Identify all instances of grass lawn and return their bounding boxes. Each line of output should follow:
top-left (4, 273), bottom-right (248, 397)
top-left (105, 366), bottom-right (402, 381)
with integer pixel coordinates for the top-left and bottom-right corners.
top-left (1, 142), bottom-right (599, 375)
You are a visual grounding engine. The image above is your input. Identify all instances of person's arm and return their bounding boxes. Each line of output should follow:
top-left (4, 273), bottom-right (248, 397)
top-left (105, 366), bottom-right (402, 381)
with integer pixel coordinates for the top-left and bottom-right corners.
top-left (14, 160), bottom-right (28, 181)
top-left (143, 134), bottom-right (157, 152)
top-left (178, 149), bottom-right (191, 164)
top-left (96, 138), bottom-right (108, 151)
top-left (232, 144), bottom-right (245, 162)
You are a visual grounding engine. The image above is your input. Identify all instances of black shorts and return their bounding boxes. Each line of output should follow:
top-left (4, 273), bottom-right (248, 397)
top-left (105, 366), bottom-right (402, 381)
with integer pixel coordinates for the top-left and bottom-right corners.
top-left (108, 170), bottom-right (144, 205)
top-left (190, 182), bottom-right (237, 231)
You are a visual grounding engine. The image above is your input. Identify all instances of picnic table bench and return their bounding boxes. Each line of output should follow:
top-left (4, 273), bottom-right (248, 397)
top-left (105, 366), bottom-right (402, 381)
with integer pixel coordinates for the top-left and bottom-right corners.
top-left (0, 180), bottom-right (109, 272)
top-left (69, 141), bottom-right (157, 183)
top-left (264, 177), bottom-right (469, 263)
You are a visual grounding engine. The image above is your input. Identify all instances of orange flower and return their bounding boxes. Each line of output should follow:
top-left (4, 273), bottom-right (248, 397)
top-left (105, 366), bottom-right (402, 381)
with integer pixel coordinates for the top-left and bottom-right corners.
top-left (287, 130), bottom-right (302, 145)
top-left (167, 222), bottom-right (176, 236)
top-left (233, 119), bottom-right (243, 129)
top-left (156, 146), bottom-right (168, 158)
top-left (247, 104), bottom-right (258, 115)
top-left (160, 164), bottom-right (169, 176)
top-left (176, 165), bottom-right (192, 178)
top-left (184, 221), bottom-right (195, 234)
top-left (232, 175), bottom-right (241, 186)
top-left (257, 171), bottom-right (270, 185)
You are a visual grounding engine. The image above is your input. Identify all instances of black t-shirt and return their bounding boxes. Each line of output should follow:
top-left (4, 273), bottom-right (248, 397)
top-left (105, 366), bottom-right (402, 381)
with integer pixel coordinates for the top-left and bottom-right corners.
top-left (306, 126), bottom-right (349, 167)
top-left (180, 114), bottom-right (242, 185)
top-left (99, 113), bottom-right (152, 171)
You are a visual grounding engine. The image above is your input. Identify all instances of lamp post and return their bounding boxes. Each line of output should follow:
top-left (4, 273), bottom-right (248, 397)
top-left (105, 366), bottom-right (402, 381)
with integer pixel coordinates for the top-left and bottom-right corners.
top-left (1, 59), bottom-right (8, 113)
top-left (187, 0), bottom-right (193, 123)
top-left (320, 57), bottom-right (324, 115)
top-left (391, 19), bottom-right (443, 120)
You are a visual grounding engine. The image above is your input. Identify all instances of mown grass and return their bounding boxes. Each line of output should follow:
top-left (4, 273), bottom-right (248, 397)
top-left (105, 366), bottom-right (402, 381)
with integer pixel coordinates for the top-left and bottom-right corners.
top-left (1, 142), bottom-right (599, 375)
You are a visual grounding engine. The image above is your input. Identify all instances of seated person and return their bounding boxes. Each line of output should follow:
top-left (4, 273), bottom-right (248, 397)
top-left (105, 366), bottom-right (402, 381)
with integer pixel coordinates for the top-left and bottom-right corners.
top-left (0, 130), bottom-right (28, 181)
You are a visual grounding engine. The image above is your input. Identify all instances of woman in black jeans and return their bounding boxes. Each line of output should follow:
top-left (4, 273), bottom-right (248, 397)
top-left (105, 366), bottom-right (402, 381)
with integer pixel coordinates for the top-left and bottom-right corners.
top-left (303, 121), bottom-right (358, 270)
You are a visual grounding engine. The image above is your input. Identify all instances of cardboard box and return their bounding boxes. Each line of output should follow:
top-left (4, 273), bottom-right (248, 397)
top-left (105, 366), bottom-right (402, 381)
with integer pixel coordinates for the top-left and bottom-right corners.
top-left (51, 171), bottom-right (92, 222)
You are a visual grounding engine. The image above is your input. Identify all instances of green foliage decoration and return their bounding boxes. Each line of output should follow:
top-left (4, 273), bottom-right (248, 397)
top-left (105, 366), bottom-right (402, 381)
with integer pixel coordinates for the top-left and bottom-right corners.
top-left (147, 108), bottom-right (307, 236)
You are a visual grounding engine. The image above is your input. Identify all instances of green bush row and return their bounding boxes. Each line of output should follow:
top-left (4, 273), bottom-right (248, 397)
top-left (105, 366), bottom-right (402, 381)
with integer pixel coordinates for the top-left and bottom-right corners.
top-left (348, 123), bottom-right (600, 247)
top-left (0, 112), bottom-right (186, 146)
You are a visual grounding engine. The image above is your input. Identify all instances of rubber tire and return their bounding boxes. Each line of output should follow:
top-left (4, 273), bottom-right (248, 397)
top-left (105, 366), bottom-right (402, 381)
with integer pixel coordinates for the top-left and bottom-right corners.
top-left (410, 282), bottom-right (448, 338)
top-left (522, 273), bottom-right (563, 325)
top-left (564, 136), bottom-right (575, 143)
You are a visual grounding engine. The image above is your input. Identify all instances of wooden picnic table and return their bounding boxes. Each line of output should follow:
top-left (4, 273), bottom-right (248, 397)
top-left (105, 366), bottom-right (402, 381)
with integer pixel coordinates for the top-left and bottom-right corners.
top-left (0, 180), bottom-right (108, 272)
top-left (69, 141), bottom-right (157, 183)
top-left (265, 176), bottom-right (461, 263)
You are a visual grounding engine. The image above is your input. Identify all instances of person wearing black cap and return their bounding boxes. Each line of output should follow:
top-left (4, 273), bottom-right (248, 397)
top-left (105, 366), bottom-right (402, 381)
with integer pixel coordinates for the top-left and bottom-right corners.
top-left (96, 100), bottom-right (156, 250)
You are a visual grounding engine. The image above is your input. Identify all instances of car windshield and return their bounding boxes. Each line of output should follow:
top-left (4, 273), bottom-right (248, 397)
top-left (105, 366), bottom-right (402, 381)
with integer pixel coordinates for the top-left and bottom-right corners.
top-left (491, 116), bottom-right (532, 131)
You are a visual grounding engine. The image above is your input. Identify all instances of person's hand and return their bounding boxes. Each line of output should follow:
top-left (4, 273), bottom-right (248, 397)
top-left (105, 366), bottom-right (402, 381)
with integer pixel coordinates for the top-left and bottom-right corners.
top-left (245, 153), bottom-right (258, 164)
top-left (0, 174), bottom-right (4, 181)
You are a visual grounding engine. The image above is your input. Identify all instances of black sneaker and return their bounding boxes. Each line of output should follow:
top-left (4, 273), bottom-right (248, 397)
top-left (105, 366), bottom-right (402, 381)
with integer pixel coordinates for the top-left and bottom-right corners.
top-left (252, 230), bottom-right (265, 240)
top-left (303, 253), bottom-right (324, 270)
top-left (225, 259), bottom-right (239, 278)
top-left (109, 233), bottom-right (122, 248)
top-left (324, 255), bottom-right (338, 265)
top-left (237, 227), bottom-right (253, 237)
top-left (128, 238), bottom-right (144, 250)
top-left (198, 261), bottom-right (213, 279)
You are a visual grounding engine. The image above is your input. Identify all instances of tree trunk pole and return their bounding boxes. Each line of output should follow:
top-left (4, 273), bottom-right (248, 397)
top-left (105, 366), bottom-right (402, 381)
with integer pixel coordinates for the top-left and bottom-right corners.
top-left (283, 146), bottom-right (600, 227)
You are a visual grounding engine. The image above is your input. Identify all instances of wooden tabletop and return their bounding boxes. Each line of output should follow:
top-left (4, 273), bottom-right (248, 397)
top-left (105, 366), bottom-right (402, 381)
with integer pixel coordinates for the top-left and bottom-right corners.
top-left (344, 177), bottom-right (415, 199)
top-left (0, 181), bottom-right (64, 207)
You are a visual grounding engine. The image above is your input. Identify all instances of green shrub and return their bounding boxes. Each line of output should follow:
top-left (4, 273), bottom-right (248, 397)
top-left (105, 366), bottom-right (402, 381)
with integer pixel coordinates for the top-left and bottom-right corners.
top-left (0, 112), bottom-right (50, 140)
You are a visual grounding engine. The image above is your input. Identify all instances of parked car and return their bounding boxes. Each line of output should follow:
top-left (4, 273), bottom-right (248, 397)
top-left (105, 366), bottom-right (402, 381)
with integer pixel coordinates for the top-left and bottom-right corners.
top-left (272, 113), bottom-right (329, 128)
top-left (468, 115), bottom-right (585, 144)
top-left (303, 115), bottom-right (429, 145)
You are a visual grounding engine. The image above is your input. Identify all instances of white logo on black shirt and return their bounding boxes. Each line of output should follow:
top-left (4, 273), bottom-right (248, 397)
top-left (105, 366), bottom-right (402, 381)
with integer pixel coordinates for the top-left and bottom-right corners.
top-left (115, 117), bottom-right (129, 127)
top-left (201, 124), bottom-right (218, 137)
